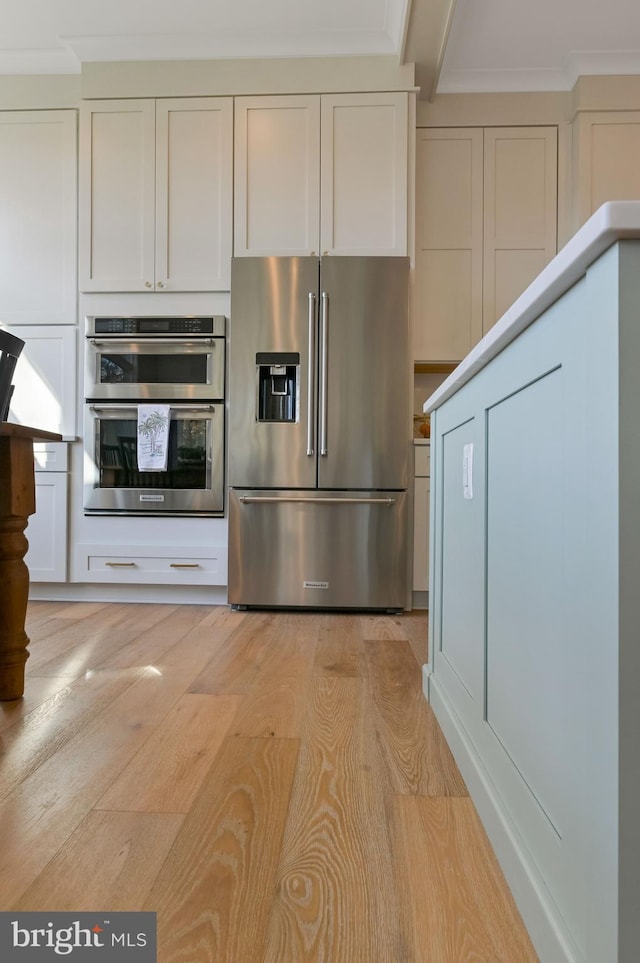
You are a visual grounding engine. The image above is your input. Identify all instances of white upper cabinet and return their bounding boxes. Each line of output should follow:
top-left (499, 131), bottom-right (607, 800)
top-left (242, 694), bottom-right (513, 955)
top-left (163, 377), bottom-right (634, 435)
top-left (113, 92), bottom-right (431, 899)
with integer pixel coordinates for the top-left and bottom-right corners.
top-left (234, 95), bottom-right (321, 256)
top-left (574, 111), bottom-right (640, 228)
top-left (80, 100), bottom-right (155, 292)
top-left (414, 128), bottom-right (484, 362)
top-left (413, 125), bottom-right (557, 361)
top-left (320, 93), bottom-right (408, 256)
top-left (483, 127), bottom-right (558, 334)
top-left (80, 98), bottom-right (233, 292)
top-left (156, 100), bottom-right (233, 291)
top-left (0, 110), bottom-right (77, 325)
top-left (234, 92), bottom-right (408, 257)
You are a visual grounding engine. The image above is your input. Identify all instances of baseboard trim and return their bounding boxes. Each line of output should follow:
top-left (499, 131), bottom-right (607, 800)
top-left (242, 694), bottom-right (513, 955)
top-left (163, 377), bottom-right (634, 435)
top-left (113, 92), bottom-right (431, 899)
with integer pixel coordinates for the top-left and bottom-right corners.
top-left (412, 590), bottom-right (429, 609)
top-left (28, 583), bottom-right (229, 606)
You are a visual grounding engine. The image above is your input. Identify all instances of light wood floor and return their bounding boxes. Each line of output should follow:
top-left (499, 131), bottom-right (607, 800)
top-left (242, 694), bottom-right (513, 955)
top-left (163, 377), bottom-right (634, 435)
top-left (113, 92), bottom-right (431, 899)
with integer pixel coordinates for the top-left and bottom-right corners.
top-left (1, 602), bottom-right (538, 962)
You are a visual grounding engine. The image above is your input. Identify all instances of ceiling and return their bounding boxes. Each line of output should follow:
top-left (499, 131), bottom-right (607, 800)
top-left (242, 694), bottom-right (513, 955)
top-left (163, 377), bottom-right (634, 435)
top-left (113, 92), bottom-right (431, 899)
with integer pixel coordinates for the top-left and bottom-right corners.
top-left (2, 0), bottom-right (640, 98)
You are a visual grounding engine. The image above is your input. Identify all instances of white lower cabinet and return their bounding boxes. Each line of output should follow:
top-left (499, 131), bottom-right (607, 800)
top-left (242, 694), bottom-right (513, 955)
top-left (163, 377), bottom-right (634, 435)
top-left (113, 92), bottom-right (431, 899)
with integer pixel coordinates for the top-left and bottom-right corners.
top-left (75, 544), bottom-right (227, 586)
top-left (412, 443), bottom-right (430, 600)
top-left (27, 443), bottom-right (69, 583)
top-left (6, 325), bottom-right (76, 438)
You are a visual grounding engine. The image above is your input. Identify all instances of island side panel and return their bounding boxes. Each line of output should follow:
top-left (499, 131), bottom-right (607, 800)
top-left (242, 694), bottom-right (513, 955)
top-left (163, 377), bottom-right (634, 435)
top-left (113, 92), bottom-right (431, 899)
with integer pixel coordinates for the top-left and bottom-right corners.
top-left (426, 242), bottom-right (629, 963)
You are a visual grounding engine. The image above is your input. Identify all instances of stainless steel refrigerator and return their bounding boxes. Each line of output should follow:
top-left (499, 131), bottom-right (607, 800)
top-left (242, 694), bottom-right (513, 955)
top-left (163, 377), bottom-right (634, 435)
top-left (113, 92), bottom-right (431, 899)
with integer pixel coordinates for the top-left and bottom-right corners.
top-left (228, 256), bottom-right (409, 610)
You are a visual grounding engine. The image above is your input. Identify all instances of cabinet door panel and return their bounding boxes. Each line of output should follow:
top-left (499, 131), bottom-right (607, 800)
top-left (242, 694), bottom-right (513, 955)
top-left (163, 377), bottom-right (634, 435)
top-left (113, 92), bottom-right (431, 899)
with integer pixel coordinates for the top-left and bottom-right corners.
top-left (0, 110), bottom-right (76, 324)
top-left (417, 250), bottom-right (477, 362)
top-left (234, 96), bottom-right (320, 256)
top-left (414, 129), bottom-right (483, 361)
top-left (80, 100), bottom-right (155, 291)
top-left (413, 475), bottom-right (430, 591)
top-left (576, 112), bottom-right (640, 225)
top-left (156, 98), bottom-right (232, 291)
top-left (321, 92), bottom-right (408, 256)
top-left (492, 248), bottom-right (549, 322)
top-left (483, 127), bottom-right (557, 333)
top-left (6, 325), bottom-right (76, 438)
top-left (27, 473), bottom-right (68, 582)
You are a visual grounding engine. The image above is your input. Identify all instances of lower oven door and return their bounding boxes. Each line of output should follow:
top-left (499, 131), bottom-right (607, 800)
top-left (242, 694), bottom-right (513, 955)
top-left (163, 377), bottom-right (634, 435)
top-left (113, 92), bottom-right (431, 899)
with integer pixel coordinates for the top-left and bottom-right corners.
top-left (84, 403), bottom-right (224, 515)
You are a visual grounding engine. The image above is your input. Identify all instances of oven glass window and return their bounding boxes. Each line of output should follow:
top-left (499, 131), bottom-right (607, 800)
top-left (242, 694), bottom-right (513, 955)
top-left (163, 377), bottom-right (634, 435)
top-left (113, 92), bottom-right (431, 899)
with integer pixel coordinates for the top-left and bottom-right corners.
top-left (98, 416), bottom-right (209, 490)
top-left (99, 352), bottom-right (208, 386)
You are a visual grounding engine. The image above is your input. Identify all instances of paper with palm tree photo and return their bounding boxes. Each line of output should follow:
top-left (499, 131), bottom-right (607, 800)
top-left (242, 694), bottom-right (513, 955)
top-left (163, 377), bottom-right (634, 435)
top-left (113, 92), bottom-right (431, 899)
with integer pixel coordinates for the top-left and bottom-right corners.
top-left (137, 404), bottom-right (171, 471)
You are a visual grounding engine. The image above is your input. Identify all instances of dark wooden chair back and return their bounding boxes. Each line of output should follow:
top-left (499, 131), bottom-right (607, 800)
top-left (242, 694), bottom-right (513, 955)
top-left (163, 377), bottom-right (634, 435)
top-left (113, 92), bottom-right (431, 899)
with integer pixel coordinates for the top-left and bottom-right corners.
top-left (0, 329), bottom-right (25, 422)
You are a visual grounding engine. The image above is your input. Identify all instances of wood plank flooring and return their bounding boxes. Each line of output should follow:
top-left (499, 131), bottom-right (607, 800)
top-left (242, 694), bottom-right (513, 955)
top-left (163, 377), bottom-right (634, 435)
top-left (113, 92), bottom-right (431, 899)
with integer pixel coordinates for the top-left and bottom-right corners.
top-left (1, 602), bottom-right (539, 962)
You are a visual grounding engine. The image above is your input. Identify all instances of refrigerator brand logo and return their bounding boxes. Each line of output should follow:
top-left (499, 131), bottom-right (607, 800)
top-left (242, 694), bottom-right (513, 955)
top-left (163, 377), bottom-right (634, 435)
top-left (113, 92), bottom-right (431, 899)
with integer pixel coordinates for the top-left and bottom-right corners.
top-left (304, 580), bottom-right (329, 590)
top-left (0, 912), bottom-right (156, 960)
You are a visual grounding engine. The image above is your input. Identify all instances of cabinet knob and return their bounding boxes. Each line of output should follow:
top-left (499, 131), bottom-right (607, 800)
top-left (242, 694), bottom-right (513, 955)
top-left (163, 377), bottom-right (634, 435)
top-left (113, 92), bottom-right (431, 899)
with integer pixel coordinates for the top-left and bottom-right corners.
top-left (144, 281), bottom-right (153, 288)
top-left (157, 281), bottom-right (166, 289)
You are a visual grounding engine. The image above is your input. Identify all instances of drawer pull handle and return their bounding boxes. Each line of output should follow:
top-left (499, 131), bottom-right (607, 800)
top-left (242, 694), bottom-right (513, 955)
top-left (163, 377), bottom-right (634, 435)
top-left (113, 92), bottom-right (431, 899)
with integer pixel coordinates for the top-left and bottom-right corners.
top-left (105, 561), bottom-right (136, 567)
top-left (170, 563), bottom-right (201, 569)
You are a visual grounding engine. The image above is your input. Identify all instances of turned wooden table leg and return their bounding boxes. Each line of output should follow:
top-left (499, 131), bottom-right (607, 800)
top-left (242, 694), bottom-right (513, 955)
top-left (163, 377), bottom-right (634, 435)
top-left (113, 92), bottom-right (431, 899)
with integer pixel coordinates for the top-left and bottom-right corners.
top-left (0, 434), bottom-right (36, 701)
top-left (0, 515), bottom-right (31, 699)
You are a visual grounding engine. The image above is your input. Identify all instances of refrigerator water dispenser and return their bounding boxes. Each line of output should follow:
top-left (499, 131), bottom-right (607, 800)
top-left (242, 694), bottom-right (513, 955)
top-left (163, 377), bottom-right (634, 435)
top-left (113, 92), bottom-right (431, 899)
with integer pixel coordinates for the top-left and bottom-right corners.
top-left (256, 352), bottom-right (300, 422)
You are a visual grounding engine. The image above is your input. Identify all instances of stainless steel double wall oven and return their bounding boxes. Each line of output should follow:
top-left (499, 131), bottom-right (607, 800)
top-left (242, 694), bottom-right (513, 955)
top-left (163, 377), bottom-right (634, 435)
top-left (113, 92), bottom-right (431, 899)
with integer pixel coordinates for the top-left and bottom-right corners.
top-left (83, 316), bottom-right (226, 515)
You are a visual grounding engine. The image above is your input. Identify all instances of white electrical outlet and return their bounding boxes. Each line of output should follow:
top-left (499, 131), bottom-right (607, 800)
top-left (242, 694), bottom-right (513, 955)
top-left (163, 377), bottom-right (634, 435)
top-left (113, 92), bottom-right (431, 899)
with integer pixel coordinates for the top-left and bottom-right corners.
top-left (463, 443), bottom-right (474, 499)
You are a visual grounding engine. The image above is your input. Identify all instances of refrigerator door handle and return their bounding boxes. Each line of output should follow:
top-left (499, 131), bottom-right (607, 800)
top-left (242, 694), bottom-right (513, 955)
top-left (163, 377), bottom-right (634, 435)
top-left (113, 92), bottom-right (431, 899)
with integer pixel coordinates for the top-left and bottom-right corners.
top-left (307, 292), bottom-right (316, 456)
top-left (319, 291), bottom-right (329, 456)
top-left (238, 495), bottom-right (397, 506)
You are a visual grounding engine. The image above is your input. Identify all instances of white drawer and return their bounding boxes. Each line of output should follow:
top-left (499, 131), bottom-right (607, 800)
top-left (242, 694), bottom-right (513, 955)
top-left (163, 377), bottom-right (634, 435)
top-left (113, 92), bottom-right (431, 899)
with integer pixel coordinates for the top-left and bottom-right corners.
top-left (33, 441), bottom-right (69, 472)
top-left (76, 543), bottom-right (227, 585)
top-left (414, 444), bottom-right (430, 477)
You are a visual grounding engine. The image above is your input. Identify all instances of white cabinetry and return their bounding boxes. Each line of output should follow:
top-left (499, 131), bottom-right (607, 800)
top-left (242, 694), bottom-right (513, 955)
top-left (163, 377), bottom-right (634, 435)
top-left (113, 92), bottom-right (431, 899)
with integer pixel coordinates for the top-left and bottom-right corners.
top-left (414, 126), bottom-right (557, 362)
top-left (74, 544), bottom-right (227, 586)
top-left (27, 442), bottom-right (69, 583)
top-left (80, 98), bottom-right (233, 292)
top-left (6, 325), bottom-right (76, 438)
top-left (483, 127), bottom-right (558, 331)
top-left (574, 111), bottom-right (640, 228)
top-left (0, 110), bottom-right (77, 325)
top-left (234, 95), bottom-right (320, 256)
top-left (413, 443), bottom-right (430, 601)
top-left (5, 327), bottom-right (76, 583)
top-left (415, 128), bottom-right (483, 361)
top-left (319, 94), bottom-right (408, 256)
top-left (234, 92), bottom-right (408, 257)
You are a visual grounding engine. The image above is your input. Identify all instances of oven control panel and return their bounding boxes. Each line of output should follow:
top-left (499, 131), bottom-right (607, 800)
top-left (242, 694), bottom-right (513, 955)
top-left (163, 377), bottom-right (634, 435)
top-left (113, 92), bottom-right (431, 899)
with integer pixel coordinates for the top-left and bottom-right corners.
top-left (88, 316), bottom-right (224, 336)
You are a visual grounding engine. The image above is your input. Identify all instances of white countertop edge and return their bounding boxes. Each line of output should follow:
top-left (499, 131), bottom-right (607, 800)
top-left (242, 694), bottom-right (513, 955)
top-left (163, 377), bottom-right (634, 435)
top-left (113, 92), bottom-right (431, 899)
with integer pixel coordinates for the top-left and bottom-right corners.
top-left (424, 201), bottom-right (640, 413)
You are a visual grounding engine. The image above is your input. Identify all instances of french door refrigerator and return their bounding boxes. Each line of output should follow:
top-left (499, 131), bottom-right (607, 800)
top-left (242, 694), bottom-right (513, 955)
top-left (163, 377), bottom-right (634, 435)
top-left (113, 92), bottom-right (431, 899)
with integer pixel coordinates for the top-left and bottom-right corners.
top-left (228, 256), bottom-right (409, 610)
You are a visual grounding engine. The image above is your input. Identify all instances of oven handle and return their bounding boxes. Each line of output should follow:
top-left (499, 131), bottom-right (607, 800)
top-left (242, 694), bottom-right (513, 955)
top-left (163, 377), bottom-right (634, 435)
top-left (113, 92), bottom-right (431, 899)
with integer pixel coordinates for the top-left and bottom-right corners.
top-left (88, 404), bottom-right (216, 412)
top-left (88, 338), bottom-right (218, 346)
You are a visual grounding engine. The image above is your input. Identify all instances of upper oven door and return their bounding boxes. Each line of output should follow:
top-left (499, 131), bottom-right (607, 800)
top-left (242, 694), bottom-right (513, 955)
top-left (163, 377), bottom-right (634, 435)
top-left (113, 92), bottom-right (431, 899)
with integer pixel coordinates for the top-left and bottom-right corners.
top-left (85, 337), bottom-right (225, 400)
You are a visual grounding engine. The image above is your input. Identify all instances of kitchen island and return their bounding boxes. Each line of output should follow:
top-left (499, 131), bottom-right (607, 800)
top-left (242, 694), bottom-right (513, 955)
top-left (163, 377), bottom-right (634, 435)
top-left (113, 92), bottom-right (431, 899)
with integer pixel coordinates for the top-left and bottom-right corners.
top-left (423, 201), bottom-right (640, 963)
top-left (0, 421), bottom-right (62, 699)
